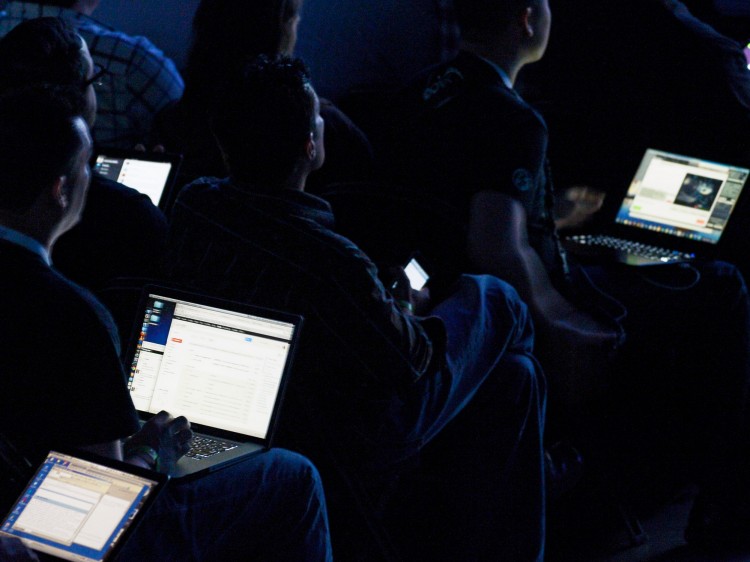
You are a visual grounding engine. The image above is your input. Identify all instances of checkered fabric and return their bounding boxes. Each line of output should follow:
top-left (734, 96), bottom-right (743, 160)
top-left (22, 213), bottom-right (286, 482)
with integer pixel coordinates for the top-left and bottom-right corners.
top-left (0, 2), bottom-right (184, 148)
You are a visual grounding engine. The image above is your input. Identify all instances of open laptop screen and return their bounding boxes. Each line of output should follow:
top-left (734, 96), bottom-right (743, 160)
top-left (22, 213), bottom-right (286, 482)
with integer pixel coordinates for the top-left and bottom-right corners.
top-left (0, 451), bottom-right (165, 562)
top-left (127, 293), bottom-right (297, 440)
top-left (615, 149), bottom-right (750, 245)
top-left (92, 150), bottom-right (181, 209)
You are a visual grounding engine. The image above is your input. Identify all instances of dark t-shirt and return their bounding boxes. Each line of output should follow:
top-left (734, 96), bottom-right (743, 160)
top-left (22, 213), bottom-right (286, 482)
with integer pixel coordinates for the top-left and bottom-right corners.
top-left (385, 51), bottom-right (566, 283)
top-left (53, 175), bottom-right (168, 290)
top-left (0, 241), bottom-right (139, 464)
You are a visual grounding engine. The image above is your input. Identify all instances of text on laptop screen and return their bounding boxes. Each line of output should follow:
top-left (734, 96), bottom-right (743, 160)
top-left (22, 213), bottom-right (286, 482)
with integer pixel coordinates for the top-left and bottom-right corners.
top-left (127, 294), bottom-right (295, 439)
top-left (1, 452), bottom-right (160, 562)
top-left (615, 149), bottom-right (750, 245)
top-left (93, 155), bottom-right (172, 206)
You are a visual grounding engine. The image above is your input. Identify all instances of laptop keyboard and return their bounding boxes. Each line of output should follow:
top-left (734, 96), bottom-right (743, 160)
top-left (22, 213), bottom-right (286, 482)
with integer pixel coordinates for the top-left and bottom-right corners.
top-left (566, 234), bottom-right (695, 263)
top-left (185, 435), bottom-right (239, 460)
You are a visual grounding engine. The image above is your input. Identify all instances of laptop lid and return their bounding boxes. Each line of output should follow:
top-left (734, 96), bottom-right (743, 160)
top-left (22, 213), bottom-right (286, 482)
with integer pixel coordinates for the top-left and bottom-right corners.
top-left (91, 149), bottom-right (182, 211)
top-left (123, 286), bottom-right (302, 475)
top-left (611, 148), bottom-right (750, 252)
top-left (0, 449), bottom-right (167, 562)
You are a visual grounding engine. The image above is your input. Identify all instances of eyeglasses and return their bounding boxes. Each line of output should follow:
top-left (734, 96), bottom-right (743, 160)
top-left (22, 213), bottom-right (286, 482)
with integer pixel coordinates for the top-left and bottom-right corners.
top-left (83, 64), bottom-right (109, 88)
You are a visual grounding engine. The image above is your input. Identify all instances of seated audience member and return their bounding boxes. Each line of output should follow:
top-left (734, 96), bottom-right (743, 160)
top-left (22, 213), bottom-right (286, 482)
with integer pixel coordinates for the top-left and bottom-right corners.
top-left (0, 87), bottom-right (332, 561)
top-left (165, 55), bottom-right (546, 561)
top-left (0, 17), bottom-right (167, 290)
top-left (0, 0), bottom-right (184, 149)
top-left (158, 0), bottom-right (373, 197)
top-left (386, 0), bottom-right (750, 551)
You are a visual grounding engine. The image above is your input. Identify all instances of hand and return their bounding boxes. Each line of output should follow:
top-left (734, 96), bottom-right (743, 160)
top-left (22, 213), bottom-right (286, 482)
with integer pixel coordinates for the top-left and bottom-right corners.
top-left (386, 267), bottom-right (431, 315)
top-left (127, 410), bottom-right (192, 474)
top-left (554, 186), bottom-right (605, 231)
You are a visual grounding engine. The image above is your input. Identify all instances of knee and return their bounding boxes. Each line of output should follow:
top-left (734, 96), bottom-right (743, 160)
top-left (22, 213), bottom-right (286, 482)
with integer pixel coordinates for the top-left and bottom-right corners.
top-left (263, 449), bottom-right (325, 494)
top-left (467, 274), bottom-right (535, 347)
top-left (465, 273), bottom-right (529, 318)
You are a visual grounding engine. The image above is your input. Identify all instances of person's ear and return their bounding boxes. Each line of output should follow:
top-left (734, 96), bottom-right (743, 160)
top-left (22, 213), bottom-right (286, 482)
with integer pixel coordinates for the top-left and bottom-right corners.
top-left (50, 176), bottom-right (69, 209)
top-left (305, 133), bottom-right (317, 161)
top-left (521, 6), bottom-right (535, 38)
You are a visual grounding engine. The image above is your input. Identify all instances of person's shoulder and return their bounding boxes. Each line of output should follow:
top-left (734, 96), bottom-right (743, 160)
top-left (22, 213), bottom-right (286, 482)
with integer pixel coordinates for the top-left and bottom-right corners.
top-left (76, 18), bottom-right (179, 77)
top-left (173, 176), bottom-right (225, 208)
top-left (0, 251), bottom-right (114, 334)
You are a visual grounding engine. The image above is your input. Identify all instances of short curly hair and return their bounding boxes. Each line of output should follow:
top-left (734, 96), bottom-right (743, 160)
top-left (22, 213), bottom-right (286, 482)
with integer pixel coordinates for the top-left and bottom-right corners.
top-left (210, 55), bottom-right (316, 189)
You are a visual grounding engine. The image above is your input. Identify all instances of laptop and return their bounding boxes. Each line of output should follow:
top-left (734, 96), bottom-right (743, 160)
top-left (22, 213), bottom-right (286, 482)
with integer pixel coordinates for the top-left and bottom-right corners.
top-left (563, 148), bottom-right (750, 266)
top-left (123, 286), bottom-right (302, 479)
top-left (0, 449), bottom-right (167, 562)
top-left (91, 149), bottom-right (182, 211)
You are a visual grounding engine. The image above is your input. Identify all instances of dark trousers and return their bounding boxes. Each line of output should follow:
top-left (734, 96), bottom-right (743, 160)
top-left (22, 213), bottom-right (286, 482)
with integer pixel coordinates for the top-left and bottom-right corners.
top-left (119, 449), bottom-right (332, 561)
top-left (387, 274), bottom-right (547, 562)
top-left (576, 260), bottom-right (750, 503)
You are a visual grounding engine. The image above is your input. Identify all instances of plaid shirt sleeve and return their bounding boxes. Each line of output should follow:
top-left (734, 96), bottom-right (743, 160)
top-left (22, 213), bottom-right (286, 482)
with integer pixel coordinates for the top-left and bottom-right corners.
top-left (82, 26), bottom-right (184, 148)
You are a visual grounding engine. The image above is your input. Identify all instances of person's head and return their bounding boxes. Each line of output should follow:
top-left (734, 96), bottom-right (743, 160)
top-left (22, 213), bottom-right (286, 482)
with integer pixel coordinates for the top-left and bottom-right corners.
top-left (192, 0), bottom-right (303, 57)
top-left (0, 17), bottom-right (97, 126)
top-left (184, 0), bottom-right (304, 108)
top-left (0, 86), bottom-right (92, 240)
top-left (210, 55), bottom-right (324, 191)
top-left (455, 0), bottom-right (551, 64)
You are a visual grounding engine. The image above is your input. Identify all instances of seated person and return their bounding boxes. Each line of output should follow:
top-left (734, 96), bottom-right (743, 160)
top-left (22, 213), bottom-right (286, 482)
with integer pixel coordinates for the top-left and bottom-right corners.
top-left (0, 86), bottom-right (332, 561)
top-left (0, 0), bottom-right (184, 149)
top-left (386, 0), bottom-right (750, 551)
top-left (0, 17), bottom-right (167, 290)
top-left (158, 0), bottom-right (373, 197)
top-left (165, 55), bottom-right (546, 561)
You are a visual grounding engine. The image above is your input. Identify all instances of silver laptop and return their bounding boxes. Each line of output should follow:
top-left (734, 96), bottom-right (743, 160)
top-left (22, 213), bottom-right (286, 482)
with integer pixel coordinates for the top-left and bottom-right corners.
top-left (0, 449), bottom-right (167, 561)
top-left (124, 286), bottom-right (302, 479)
top-left (564, 148), bottom-right (750, 266)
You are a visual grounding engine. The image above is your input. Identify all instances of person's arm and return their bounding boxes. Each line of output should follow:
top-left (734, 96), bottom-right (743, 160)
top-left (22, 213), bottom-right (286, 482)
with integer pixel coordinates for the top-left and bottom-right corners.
top-left (467, 189), bottom-right (616, 346)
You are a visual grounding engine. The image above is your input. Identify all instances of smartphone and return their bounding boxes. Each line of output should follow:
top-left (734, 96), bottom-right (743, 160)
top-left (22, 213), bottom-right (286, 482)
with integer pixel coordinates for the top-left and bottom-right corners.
top-left (404, 253), bottom-right (431, 290)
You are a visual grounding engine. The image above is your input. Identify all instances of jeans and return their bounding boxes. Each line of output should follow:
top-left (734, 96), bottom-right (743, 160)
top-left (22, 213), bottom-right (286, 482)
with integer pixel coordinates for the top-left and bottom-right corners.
top-left (387, 275), bottom-right (547, 562)
top-left (118, 449), bottom-right (332, 561)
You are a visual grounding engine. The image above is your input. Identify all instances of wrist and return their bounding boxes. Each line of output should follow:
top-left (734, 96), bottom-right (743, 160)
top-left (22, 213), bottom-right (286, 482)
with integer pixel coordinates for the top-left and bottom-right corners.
top-left (125, 443), bottom-right (159, 471)
top-left (396, 299), bottom-right (414, 314)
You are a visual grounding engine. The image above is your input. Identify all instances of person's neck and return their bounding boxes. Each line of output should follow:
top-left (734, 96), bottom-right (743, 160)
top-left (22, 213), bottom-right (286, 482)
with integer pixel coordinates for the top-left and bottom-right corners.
top-left (461, 39), bottom-right (523, 87)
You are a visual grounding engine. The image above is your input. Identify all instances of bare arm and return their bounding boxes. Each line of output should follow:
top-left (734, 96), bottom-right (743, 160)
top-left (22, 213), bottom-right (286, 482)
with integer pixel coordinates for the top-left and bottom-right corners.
top-left (467, 190), bottom-right (615, 346)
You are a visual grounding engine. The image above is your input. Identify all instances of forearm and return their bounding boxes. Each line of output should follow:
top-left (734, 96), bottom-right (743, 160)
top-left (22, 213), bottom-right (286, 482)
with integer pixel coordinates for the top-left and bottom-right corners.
top-left (467, 190), bottom-right (604, 340)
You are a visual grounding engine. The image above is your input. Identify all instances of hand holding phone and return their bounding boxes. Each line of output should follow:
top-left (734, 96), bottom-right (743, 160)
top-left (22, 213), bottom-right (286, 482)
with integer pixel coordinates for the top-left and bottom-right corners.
top-left (404, 254), bottom-right (430, 291)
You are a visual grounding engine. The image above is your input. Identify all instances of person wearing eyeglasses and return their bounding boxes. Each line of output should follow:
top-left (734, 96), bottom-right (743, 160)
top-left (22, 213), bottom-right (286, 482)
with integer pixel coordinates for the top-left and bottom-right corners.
top-left (0, 17), bottom-right (168, 291)
top-left (0, 0), bottom-right (183, 149)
